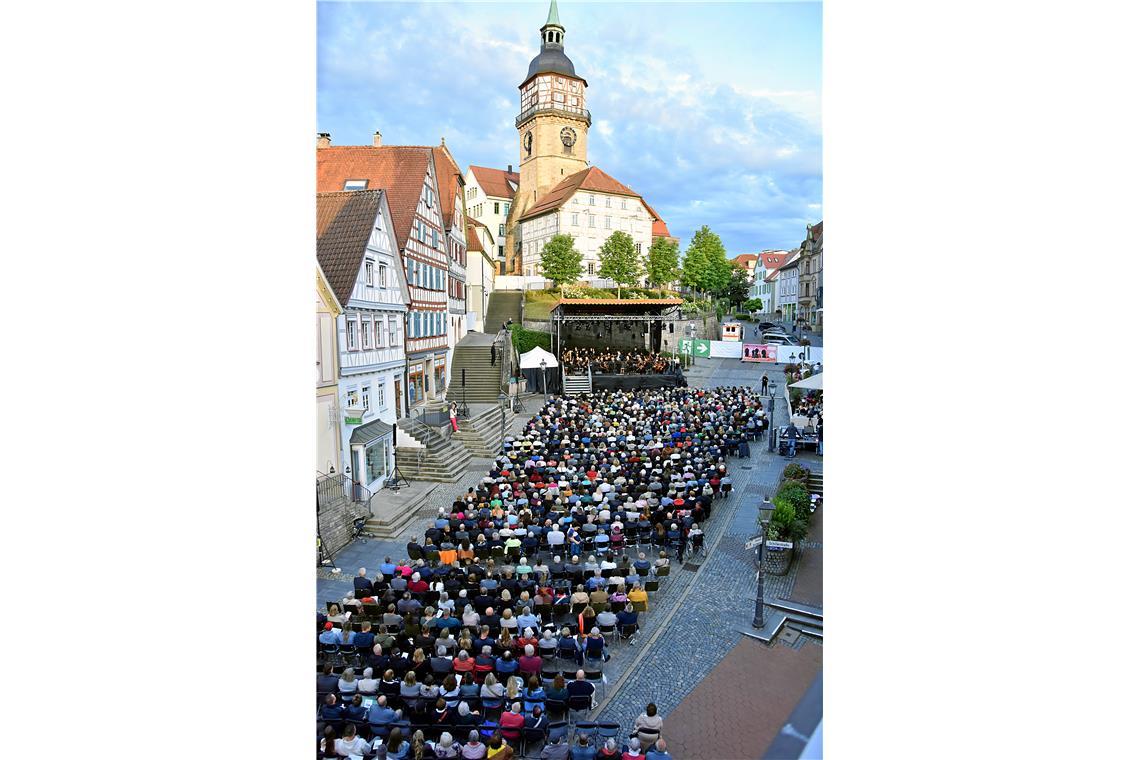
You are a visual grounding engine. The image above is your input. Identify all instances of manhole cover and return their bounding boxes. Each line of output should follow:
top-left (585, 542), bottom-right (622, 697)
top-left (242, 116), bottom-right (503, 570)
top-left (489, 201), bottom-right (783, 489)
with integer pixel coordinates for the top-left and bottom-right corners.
top-left (779, 627), bottom-right (801, 645)
top-left (682, 562), bottom-right (702, 572)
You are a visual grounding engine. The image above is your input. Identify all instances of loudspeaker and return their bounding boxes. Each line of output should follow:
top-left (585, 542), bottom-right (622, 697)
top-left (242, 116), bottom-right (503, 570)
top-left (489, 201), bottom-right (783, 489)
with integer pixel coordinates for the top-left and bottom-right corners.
top-left (462, 368), bottom-right (467, 387)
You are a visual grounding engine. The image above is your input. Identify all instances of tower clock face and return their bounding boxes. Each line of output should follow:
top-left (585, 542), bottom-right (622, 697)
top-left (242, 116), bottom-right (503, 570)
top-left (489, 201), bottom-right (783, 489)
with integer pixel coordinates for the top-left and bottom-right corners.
top-left (523, 131), bottom-right (533, 156)
top-left (560, 127), bottom-right (577, 147)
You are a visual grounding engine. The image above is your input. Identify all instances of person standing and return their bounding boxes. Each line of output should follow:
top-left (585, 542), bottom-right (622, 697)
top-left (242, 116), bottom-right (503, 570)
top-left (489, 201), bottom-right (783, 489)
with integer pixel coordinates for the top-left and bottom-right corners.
top-left (760, 374), bottom-right (769, 395)
top-left (491, 343), bottom-right (497, 366)
top-left (450, 402), bottom-right (459, 432)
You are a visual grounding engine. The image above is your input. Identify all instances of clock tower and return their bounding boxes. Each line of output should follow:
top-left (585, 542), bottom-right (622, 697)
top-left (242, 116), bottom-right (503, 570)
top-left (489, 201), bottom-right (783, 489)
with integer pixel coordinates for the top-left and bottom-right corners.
top-left (506, 0), bottom-right (590, 269)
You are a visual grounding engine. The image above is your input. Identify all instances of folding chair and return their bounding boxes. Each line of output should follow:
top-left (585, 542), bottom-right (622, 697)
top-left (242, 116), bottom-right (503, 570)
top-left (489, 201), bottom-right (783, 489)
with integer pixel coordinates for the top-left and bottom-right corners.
top-left (567, 694), bottom-right (593, 726)
top-left (597, 622), bottom-right (618, 647)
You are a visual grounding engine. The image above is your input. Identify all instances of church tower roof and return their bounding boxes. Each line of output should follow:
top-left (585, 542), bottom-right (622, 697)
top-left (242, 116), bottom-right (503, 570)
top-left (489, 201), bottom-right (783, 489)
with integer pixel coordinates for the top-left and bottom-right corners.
top-left (525, 0), bottom-right (578, 83)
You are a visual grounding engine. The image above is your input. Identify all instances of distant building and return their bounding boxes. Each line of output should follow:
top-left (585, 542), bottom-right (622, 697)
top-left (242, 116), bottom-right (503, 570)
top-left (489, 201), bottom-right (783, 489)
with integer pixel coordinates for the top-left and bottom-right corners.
top-left (777, 250), bottom-right (802, 324)
top-left (796, 221), bottom-right (823, 330)
top-left (731, 253), bottom-right (759, 282)
top-left (750, 250), bottom-right (791, 313)
top-left (465, 218), bottom-right (498, 332)
top-left (504, 1), bottom-right (663, 284)
top-left (516, 166), bottom-right (656, 284)
top-left (465, 164), bottom-right (519, 274)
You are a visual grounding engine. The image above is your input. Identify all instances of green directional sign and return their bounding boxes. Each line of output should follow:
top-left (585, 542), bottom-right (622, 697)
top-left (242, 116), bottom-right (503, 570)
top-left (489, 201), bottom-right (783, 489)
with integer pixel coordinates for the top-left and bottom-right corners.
top-left (693, 339), bottom-right (711, 358)
top-left (678, 338), bottom-right (694, 355)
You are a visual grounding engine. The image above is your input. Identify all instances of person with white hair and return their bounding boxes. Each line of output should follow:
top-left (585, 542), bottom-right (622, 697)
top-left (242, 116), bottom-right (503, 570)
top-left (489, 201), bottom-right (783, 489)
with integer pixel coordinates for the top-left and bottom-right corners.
top-left (353, 566), bottom-right (372, 595)
top-left (431, 730), bottom-right (460, 758)
top-left (644, 738), bottom-right (672, 760)
top-left (460, 730), bottom-right (487, 760)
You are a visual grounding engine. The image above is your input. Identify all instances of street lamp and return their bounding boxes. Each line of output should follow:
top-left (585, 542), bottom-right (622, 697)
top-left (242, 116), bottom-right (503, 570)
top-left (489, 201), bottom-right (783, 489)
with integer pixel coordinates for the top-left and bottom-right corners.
top-left (752, 518), bottom-right (769, 628)
top-left (539, 358), bottom-right (548, 399)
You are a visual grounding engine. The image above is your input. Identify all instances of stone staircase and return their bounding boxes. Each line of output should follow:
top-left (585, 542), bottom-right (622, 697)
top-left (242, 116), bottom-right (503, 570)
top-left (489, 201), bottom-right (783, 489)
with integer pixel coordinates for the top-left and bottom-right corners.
top-left (770, 599), bottom-right (823, 640)
top-left (446, 333), bottom-right (503, 404)
top-left (452, 404), bottom-right (508, 458)
top-left (807, 471), bottom-right (823, 498)
top-left (394, 411), bottom-right (473, 482)
top-left (484, 290), bottom-right (523, 333)
top-left (362, 485), bottom-right (436, 540)
top-left (563, 372), bottom-right (592, 395)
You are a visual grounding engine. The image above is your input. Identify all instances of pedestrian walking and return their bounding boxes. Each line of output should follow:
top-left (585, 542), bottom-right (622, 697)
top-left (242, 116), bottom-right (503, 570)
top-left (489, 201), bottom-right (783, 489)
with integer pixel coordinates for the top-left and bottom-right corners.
top-left (491, 343), bottom-right (497, 366)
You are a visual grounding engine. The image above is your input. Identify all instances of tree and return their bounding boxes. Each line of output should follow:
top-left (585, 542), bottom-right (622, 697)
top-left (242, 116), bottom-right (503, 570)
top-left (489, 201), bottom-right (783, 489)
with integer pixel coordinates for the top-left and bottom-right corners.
top-left (743, 297), bottom-right (765, 312)
top-left (684, 225), bottom-right (728, 293)
top-left (539, 233), bottom-right (583, 292)
top-left (724, 266), bottom-right (750, 307)
top-left (597, 230), bottom-right (643, 299)
top-left (646, 237), bottom-right (680, 288)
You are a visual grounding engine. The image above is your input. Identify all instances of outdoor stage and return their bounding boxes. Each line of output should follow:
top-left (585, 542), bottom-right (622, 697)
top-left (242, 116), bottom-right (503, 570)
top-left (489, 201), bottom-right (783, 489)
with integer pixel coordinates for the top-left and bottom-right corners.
top-left (590, 369), bottom-right (686, 390)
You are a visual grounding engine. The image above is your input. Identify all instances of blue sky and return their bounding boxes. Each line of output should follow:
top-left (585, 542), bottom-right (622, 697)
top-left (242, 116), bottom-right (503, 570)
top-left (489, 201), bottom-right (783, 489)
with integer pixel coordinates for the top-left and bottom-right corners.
top-left (318, 1), bottom-right (821, 255)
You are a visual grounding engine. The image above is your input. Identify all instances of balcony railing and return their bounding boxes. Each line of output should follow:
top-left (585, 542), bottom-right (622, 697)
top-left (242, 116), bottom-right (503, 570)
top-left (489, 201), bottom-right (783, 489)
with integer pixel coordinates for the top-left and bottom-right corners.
top-left (516, 104), bottom-right (592, 128)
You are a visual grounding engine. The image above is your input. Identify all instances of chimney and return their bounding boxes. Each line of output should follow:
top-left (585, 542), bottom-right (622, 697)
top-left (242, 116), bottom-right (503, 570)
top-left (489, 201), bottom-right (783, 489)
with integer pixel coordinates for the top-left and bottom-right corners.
top-left (507, 164), bottom-right (513, 174)
top-left (373, 130), bottom-right (382, 147)
top-left (441, 136), bottom-right (446, 147)
top-left (317, 132), bottom-right (331, 149)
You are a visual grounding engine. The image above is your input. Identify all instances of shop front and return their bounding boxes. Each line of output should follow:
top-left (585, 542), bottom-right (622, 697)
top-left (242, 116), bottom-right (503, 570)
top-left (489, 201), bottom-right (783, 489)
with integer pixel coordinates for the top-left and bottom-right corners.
top-left (349, 418), bottom-right (394, 492)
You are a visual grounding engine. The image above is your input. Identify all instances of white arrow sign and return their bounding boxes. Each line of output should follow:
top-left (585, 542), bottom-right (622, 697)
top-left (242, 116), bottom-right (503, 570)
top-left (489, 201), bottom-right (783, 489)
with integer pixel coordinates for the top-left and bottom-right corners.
top-left (695, 341), bottom-right (710, 355)
top-left (745, 535), bottom-right (765, 550)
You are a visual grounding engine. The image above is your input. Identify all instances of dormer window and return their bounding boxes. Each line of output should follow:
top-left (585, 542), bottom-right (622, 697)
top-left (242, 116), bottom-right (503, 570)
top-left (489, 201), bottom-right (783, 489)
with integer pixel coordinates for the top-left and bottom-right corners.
top-left (343, 179), bottom-right (367, 191)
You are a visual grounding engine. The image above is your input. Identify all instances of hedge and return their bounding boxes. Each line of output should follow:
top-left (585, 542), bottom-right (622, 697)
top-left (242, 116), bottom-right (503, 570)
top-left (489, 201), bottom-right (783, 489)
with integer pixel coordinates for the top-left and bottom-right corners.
top-left (510, 324), bottom-right (551, 354)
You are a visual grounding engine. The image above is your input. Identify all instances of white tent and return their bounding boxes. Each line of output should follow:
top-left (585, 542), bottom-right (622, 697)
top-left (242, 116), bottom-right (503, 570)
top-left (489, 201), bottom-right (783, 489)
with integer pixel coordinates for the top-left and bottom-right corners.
top-left (519, 346), bottom-right (559, 369)
top-left (788, 373), bottom-right (823, 390)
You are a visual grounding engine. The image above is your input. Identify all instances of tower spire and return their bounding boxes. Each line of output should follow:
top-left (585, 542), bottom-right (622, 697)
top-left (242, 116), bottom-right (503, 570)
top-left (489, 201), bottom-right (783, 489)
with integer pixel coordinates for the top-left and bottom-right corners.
top-left (546, 0), bottom-right (561, 28)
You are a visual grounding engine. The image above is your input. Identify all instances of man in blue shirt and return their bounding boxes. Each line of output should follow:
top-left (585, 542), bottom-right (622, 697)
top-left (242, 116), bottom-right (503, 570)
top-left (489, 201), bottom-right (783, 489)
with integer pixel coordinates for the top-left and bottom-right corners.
top-left (366, 695), bottom-right (401, 729)
top-left (352, 621), bottom-right (375, 649)
top-left (378, 557), bottom-right (397, 577)
top-left (645, 739), bottom-right (673, 760)
top-left (318, 622), bottom-right (341, 645)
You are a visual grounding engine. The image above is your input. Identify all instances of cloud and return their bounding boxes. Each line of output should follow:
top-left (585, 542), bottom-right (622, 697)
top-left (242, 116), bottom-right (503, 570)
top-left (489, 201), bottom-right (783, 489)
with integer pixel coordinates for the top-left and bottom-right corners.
top-left (317, 1), bottom-right (822, 253)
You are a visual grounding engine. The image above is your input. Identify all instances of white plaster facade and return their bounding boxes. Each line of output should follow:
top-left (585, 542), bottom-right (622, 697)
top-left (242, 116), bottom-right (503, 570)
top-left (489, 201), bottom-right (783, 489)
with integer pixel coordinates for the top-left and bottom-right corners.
top-left (517, 189), bottom-right (653, 284)
top-left (334, 198), bottom-right (408, 493)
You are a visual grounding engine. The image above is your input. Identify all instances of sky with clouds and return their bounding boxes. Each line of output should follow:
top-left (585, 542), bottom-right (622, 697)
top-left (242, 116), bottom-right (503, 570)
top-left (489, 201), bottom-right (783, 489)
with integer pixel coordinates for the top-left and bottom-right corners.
top-left (318, 0), bottom-right (821, 255)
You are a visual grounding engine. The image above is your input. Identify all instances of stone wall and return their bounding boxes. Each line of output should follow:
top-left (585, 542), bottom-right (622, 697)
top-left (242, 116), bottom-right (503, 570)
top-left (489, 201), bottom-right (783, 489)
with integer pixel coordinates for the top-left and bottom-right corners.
top-left (318, 496), bottom-right (370, 561)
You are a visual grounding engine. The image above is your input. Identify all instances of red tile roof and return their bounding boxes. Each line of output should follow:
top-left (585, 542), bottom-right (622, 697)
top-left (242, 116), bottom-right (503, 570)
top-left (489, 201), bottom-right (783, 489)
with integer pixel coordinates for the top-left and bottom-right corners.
top-left (652, 219), bottom-right (672, 238)
top-left (316, 190), bottom-right (386, 307)
top-left (469, 165), bottom-right (520, 199)
top-left (759, 251), bottom-right (791, 271)
top-left (519, 166), bottom-right (651, 221)
top-left (464, 220), bottom-right (484, 253)
top-left (432, 145), bottom-right (464, 230)
top-left (316, 145), bottom-right (433, 252)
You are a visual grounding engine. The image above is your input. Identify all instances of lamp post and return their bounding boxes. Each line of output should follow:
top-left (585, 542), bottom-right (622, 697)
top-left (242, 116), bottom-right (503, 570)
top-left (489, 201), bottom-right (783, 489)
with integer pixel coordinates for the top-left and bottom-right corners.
top-left (752, 519), bottom-right (769, 628)
top-left (539, 358), bottom-right (548, 400)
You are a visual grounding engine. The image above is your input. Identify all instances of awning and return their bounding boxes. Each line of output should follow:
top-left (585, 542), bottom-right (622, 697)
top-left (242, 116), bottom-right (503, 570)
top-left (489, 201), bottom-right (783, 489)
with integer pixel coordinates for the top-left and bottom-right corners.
top-left (789, 373), bottom-right (823, 390)
top-left (349, 418), bottom-right (393, 447)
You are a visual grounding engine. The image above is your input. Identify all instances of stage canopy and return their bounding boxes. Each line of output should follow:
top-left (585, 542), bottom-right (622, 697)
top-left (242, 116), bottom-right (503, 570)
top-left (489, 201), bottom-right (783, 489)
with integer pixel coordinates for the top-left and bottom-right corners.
top-left (519, 346), bottom-right (559, 369)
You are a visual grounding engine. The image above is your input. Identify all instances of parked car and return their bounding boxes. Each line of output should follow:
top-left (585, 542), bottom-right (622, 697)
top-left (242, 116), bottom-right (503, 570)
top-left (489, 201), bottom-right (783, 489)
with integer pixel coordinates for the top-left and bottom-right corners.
top-left (762, 332), bottom-right (797, 345)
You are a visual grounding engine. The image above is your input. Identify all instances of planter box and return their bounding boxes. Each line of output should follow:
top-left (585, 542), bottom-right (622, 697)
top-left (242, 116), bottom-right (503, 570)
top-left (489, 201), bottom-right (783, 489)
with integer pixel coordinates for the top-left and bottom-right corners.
top-left (762, 545), bottom-right (794, 575)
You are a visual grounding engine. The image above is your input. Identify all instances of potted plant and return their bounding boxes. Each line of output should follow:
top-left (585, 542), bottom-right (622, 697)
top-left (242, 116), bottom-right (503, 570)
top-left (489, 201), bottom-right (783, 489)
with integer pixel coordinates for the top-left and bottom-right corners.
top-left (763, 502), bottom-right (807, 575)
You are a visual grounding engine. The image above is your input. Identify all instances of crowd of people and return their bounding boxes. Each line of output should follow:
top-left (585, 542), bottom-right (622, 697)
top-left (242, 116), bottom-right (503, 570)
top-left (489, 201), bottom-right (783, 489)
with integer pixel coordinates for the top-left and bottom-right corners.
top-left (560, 348), bottom-right (677, 376)
top-left (317, 386), bottom-right (768, 758)
top-left (793, 390), bottom-right (823, 424)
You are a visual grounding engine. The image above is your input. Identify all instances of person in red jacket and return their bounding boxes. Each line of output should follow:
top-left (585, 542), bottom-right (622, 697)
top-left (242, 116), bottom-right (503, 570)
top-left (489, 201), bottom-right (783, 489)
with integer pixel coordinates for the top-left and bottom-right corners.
top-left (498, 701), bottom-right (525, 742)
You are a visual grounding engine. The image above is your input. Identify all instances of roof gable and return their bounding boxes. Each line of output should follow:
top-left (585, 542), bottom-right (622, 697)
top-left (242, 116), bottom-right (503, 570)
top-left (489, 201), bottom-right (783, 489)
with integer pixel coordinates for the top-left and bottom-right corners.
top-left (469, 165), bottom-right (520, 199)
top-left (520, 166), bottom-right (652, 221)
top-left (316, 145), bottom-right (433, 252)
top-left (432, 145), bottom-right (464, 230)
top-left (316, 190), bottom-right (386, 306)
